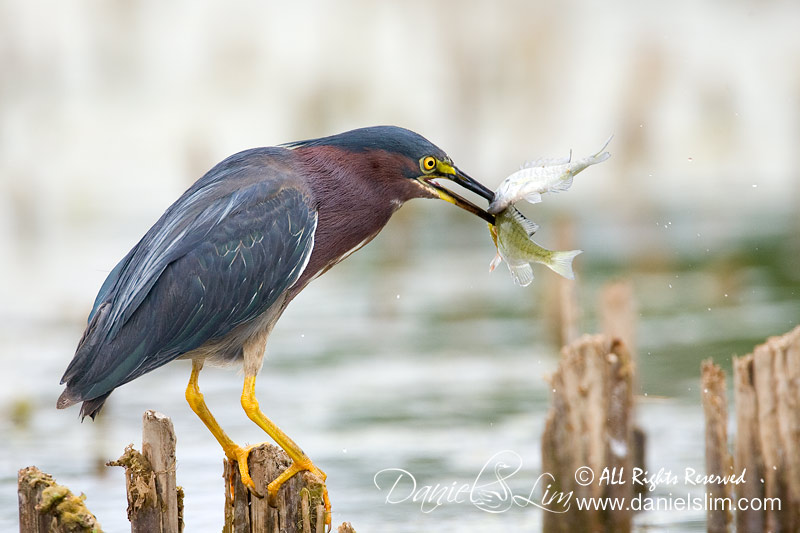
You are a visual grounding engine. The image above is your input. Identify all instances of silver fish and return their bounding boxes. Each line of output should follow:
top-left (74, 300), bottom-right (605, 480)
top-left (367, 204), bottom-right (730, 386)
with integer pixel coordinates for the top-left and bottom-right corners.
top-left (488, 135), bottom-right (612, 214)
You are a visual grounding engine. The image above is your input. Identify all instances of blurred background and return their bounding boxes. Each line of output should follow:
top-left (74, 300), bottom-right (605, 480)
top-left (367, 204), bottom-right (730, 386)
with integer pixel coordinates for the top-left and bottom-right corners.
top-left (1, 1), bottom-right (799, 531)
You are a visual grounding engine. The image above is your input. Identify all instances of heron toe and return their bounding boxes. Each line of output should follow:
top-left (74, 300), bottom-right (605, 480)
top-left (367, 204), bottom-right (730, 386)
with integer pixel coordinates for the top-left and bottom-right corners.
top-left (265, 458), bottom-right (330, 528)
top-left (225, 443), bottom-right (264, 498)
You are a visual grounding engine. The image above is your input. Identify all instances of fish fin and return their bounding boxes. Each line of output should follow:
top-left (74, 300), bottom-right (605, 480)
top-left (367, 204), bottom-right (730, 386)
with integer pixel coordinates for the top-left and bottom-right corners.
top-left (522, 153), bottom-right (571, 168)
top-left (544, 249), bottom-right (583, 280)
top-left (550, 176), bottom-right (573, 193)
top-left (523, 191), bottom-right (543, 204)
top-left (521, 217), bottom-right (539, 236)
top-left (507, 261), bottom-right (534, 287)
top-left (489, 252), bottom-right (503, 272)
top-left (507, 206), bottom-right (539, 235)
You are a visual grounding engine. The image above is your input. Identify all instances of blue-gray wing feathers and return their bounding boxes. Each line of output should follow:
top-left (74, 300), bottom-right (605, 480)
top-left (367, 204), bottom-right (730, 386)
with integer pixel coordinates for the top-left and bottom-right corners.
top-left (59, 149), bottom-right (317, 414)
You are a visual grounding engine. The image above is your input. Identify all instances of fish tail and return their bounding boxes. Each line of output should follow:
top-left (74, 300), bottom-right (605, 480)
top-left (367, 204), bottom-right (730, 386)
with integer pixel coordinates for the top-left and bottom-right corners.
top-left (596, 134), bottom-right (614, 155)
top-left (583, 135), bottom-right (614, 166)
top-left (543, 249), bottom-right (583, 280)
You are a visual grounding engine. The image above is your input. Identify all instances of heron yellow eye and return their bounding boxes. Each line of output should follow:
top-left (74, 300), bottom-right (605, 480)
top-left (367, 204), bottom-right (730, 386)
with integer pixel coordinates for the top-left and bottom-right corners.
top-left (421, 156), bottom-right (437, 173)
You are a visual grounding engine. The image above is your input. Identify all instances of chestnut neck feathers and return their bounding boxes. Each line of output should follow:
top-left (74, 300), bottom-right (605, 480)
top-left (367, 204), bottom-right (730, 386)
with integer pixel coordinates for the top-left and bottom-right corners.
top-left (288, 144), bottom-right (434, 295)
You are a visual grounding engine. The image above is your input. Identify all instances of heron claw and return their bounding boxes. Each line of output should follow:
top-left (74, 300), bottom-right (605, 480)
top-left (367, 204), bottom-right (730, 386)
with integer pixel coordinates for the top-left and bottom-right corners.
top-left (266, 460), bottom-right (331, 529)
top-left (227, 444), bottom-right (331, 529)
top-left (226, 444), bottom-right (264, 498)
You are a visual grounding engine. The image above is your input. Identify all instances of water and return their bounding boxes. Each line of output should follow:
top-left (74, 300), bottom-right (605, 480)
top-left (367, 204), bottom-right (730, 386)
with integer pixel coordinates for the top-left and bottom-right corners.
top-left (1, 201), bottom-right (798, 531)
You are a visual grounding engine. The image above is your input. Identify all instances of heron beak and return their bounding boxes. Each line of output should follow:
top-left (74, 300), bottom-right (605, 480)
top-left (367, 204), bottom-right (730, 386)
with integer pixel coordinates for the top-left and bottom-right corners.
top-left (417, 164), bottom-right (496, 224)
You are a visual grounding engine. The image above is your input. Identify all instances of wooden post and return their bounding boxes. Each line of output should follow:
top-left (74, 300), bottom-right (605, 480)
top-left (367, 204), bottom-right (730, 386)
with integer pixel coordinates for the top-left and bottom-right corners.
top-left (599, 280), bottom-right (637, 361)
top-left (541, 334), bottom-right (635, 533)
top-left (142, 411), bottom-right (180, 532)
top-left (732, 324), bottom-right (800, 532)
top-left (732, 354), bottom-right (764, 533)
top-left (701, 359), bottom-right (732, 533)
top-left (553, 217), bottom-right (580, 346)
top-left (20, 411), bottom-right (353, 532)
top-left (599, 280), bottom-right (646, 494)
top-left (108, 410), bottom-right (183, 533)
top-left (542, 216), bottom-right (580, 347)
top-left (18, 466), bottom-right (102, 533)
top-left (223, 444), bottom-right (327, 533)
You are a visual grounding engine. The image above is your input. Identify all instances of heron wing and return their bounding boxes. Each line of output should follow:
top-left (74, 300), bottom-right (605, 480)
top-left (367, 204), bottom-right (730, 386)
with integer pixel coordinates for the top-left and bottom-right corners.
top-left (60, 148), bottom-right (317, 403)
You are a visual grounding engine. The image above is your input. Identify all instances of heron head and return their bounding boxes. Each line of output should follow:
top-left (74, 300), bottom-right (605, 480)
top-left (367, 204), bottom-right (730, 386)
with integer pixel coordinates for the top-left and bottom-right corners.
top-left (287, 126), bottom-right (495, 223)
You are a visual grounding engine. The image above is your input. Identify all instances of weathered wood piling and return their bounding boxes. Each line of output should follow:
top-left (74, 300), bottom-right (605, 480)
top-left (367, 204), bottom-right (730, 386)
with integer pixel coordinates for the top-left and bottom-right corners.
top-left (107, 410), bottom-right (182, 533)
top-left (700, 324), bottom-right (800, 533)
top-left (222, 444), bottom-right (327, 533)
top-left (541, 334), bottom-right (636, 533)
top-left (20, 409), bottom-right (351, 533)
top-left (700, 360), bottom-right (732, 533)
top-left (599, 280), bottom-right (637, 361)
top-left (731, 324), bottom-right (800, 532)
top-left (18, 466), bottom-right (103, 533)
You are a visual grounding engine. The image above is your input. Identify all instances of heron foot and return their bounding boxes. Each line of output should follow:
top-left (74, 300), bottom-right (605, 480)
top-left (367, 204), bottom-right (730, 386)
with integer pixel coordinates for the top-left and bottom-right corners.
top-left (225, 444), bottom-right (264, 498)
top-left (225, 445), bottom-right (331, 529)
top-left (266, 458), bottom-right (331, 530)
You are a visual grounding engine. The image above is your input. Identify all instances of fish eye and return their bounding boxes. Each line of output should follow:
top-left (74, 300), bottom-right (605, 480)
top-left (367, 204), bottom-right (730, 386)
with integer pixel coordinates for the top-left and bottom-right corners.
top-left (421, 156), bottom-right (437, 173)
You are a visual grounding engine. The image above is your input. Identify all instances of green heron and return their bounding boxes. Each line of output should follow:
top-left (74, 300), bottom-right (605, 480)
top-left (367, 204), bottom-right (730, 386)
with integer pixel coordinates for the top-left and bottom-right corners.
top-left (57, 125), bottom-right (495, 523)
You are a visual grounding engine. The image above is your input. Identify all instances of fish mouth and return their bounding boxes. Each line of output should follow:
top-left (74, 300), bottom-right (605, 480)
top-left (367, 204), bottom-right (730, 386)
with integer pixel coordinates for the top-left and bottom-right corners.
top-left (417, 167), bottom-right (496, 224)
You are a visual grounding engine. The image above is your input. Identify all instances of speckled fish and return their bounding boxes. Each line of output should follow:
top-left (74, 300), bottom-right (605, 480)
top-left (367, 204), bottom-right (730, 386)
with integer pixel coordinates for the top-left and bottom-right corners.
top-left (488, 135), bottom-right (613, 214)
top-left (489, 206), bottom-right (582, 287)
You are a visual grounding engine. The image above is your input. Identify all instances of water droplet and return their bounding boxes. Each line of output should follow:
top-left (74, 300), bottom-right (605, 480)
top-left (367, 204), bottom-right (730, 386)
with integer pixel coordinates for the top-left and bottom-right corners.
top-left (396, 294), bottom-right (400, 299)
top-left (752, 184), bottom-right (758, 188)
top-left (668, 284), bottom-right (672, 289)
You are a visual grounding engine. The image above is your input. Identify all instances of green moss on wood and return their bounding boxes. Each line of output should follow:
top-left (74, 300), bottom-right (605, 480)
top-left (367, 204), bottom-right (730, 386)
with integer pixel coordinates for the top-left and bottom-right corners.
top-left (19, 466), bottom-right (103, 532)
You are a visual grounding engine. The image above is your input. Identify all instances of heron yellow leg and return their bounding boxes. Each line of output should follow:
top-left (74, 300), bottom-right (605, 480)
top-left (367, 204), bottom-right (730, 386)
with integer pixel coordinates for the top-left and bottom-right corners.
top-left (241, 374), bottom-right (331, 524)
top-left (185, 360), bottom-right (262, 496)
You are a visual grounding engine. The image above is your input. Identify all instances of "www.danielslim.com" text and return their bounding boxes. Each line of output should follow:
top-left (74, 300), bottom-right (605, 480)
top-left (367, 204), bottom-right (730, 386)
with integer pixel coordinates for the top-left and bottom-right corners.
top-left (573, 493), bottom-right (780, 512)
